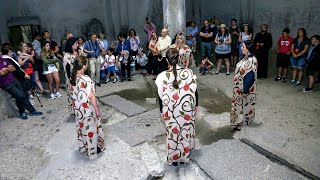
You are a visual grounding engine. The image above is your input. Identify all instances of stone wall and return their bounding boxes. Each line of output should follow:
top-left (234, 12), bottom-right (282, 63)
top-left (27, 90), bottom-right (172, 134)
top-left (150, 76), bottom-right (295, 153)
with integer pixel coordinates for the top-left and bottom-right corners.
top-left (0, 0), bottom-right (319, 46)
top-left (0, 0), bottom-right (164, 47)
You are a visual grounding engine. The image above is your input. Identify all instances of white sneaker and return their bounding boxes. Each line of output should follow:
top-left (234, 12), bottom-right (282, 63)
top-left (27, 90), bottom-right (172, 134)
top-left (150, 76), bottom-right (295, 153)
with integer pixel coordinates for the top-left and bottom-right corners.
top-left (51, 94), bottom-right (55, 99)
top-left (29, 98), bottom-right (35, 105)
top-left (54, 92), bottom-right (62, 97)
top-left (30, 94), bottom-right (34, 99)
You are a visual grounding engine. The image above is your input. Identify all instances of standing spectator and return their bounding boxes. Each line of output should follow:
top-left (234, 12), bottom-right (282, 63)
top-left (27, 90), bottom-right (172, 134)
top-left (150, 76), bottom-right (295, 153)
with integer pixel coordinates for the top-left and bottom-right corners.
top-left (32, 33), bottom-right (42, 57)
top-left (27, 43), bottom-right (47, 95)
top-left (214, 24), bottom-right (232, 75)
top-left (70, 56), bottom-right (105, 159)
top-left (105, 48), bottom-right (117, 83)
top-left (63, 37), bottom-right (79, 113)
top-left (148, 32), bottom-right (159, 79)
top-left (17, 42), bottom-right (36, 104)
top-left (32, 33), bottom-right (47, 91)
top-left (83, 33), bottom-right (105, 87)
top-left (230, 43), bottom-right (257, 131)
top-left (117, 32), bottom-right (132, 81)
top-left (128, 29), bottom-right (140, 56)
top-left (238, 23), bottom-right (253, 60)
top-left (253, 24), bottom-right (273, 79)
top-left (186, 21), bottom-right (199, 52)
top-left (99, 33), bottom-right (108, 58)
top-left (199, 20), bottom-right (214, 60)
top-left (156, 28), bottom-right (172, 74)
top-left (1, 47), bottom-right (43, 120)
top-left (172, 32), bottom-right (192, 68)
top-left (40, 41), bottom-right (62, 99)
top-left (42, 30), bottom-right (60, 56)
top-left (155, 48), bottom-right (198, 166)
top-left (229, 19), bottom-right (240, 68)
top-left (289, 28), bottom-right (310, 86)
top-left (303, 35), bottom-right (320, 92)
top-left (61, 32), bottom-right (73, 56)
top-left (144, 17), bottom-right (157, 41)
top-left (77, 37), bottom-right (86, 56)
top-left (274, 28), bottom-right (294, 82)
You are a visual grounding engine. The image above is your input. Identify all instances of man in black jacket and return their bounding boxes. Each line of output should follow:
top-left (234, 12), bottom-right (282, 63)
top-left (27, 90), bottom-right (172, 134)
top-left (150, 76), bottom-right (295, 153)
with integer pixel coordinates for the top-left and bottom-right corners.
top-left (254, 24), bottom-right (273, 79)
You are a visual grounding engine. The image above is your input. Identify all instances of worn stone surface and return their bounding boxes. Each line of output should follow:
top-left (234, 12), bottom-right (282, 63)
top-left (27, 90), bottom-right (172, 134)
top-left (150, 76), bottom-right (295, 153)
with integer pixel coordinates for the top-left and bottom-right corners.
top-left (138, 143), bottom-right (164, 177)
top-left (234, 125), bottom-right (290, 154)
top-left (203, 112), bottom-right (230, 129)
top-left (192, 139), bottom-right (305, 180)
top-left (108, 109), bottom-right (166, 147)
top-left (146, 97), bottom-right (157, 104)
top-left (37, 125), bottom-right (149, 180)
top-left (279, 140), bottom-right (320, 178)
top-left (99, 95), bottom-right (147, 117)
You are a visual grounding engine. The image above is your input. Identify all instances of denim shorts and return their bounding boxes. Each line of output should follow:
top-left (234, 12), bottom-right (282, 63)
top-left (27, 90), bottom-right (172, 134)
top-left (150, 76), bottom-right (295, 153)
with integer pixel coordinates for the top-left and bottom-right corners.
top-left (107, 66), bottom-right (116, 74)
top-left (290, 56), bottom-right (305, 69)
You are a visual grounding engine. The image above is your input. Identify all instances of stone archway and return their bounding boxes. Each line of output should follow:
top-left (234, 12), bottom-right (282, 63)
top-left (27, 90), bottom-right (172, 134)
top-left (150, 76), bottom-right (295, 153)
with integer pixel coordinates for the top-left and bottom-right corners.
top-left (86, 18), bottom-right (104, 38)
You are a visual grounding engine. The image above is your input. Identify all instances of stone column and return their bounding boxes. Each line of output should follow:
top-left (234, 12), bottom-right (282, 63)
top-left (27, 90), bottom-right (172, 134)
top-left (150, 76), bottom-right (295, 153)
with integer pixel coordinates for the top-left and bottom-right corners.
top-left (162, 0), bottom-right (186, 38)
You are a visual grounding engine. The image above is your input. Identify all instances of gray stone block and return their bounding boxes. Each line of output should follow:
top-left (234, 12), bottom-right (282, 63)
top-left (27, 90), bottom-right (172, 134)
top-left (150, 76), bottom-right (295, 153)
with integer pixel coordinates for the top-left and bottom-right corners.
top-left (192, 140), bottom-right (304, 180)
top-left (279, 140), bottom-right (320, 178)
top-left (99, 95), bottom-right (147, 117)
top-left (235, 125), bottom-right (290, 154)
top-left (107, 109), bottom-right (166, 147)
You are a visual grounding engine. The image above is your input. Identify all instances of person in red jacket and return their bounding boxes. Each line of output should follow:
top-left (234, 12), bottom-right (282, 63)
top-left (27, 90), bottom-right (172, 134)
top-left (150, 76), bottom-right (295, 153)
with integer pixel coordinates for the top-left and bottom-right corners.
top-left (274, 28), bottom-right (294, 82)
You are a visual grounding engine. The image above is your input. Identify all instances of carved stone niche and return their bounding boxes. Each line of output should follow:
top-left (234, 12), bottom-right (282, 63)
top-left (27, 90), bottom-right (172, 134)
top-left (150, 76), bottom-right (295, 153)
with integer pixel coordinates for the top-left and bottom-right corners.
top-left (86, 18), bottom-right (105, 38)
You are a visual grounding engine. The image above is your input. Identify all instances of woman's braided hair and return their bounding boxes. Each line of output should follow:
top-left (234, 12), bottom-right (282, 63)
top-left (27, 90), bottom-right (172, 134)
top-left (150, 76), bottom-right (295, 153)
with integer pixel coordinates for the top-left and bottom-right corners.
top-left (70, 56), bottom-right (88, 86)
top-left (166, 48), bottom-right (179, 89)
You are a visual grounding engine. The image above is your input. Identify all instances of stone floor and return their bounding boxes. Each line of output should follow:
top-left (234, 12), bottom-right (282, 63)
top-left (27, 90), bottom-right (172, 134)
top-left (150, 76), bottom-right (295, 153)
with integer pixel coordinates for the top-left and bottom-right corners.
top-left (0, 66), bottom-right (319, 179)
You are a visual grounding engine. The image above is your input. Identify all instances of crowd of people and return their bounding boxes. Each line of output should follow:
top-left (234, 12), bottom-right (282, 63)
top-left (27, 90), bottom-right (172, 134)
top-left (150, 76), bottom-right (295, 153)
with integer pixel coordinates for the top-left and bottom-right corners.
top-left (0, 15), bottom-right (319, 167)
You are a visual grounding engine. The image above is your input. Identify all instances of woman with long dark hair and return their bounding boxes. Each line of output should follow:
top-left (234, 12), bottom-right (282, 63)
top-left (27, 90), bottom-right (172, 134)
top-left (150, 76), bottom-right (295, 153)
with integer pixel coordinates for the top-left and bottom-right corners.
top-left (70, 56), bottom-right (105, 159)
top-left (63, 37), bottom-right (79, 114)
top-left (155, 48), bottom-right (198, 166)
top-left (238, 23), bottom-right (253, 60)
top-left (230, 43), bottom-right (257, 131)
top-left (229, 19), bottom-right (240, 68)
top-left (148, 31), bottom-right (159, 79)
top-left (289, 28), bottom-right (310, 86)
top-left (214, 24), bottom-right (232, 75)
top-left (40, 41), bottom-right (62, 99)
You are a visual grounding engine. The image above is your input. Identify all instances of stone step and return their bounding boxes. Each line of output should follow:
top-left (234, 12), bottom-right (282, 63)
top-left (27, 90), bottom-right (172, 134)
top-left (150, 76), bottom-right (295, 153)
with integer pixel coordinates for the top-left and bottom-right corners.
top-left (98, 95), bottom-right (147, 117)
top-left (236, 125), bottom-right (320, 179)
top-left (192, 139), bottom-right (305, 180)
top-left (107, 109), bottom-right (166, 147)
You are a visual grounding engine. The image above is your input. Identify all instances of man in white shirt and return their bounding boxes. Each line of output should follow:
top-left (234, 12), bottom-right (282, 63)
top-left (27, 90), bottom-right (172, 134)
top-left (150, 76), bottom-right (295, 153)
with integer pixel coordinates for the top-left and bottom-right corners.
top-left (156, 28), bottom-right (172, 73)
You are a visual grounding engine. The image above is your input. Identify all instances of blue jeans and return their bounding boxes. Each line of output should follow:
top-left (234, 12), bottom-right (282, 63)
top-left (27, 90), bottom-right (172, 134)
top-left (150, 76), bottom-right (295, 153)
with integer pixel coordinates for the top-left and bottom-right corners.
top-left (201, 42), bottom-right (212, 59)
top-left (100, 69), bottom-right (107, 79)
top-left (30, 73), bottom-right (36, 90)
top-left (1, 80), bottom-right (35, 114)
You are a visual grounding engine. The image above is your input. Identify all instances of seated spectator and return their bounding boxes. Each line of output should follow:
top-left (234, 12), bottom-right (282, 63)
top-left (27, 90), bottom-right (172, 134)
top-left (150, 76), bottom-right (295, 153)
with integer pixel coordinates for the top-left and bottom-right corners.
top-left (135, 48), bottom-right (148, 73)
top-left (100, 54), bottom-right (108, 80)
top-left (0, 47), bottom-right (42, 120)
top-left (303, 35), bottom-right (320, 92)
top-left (199, 56), bottom-right (213, 75)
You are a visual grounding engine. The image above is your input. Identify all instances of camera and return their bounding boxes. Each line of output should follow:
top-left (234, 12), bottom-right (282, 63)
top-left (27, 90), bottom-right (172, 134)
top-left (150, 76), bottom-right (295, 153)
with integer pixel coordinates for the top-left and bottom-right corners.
top-left (219, 39), bottom-right (224, 43)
